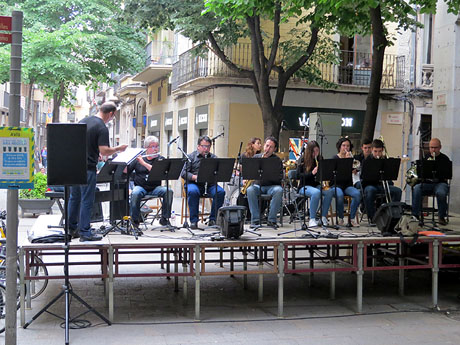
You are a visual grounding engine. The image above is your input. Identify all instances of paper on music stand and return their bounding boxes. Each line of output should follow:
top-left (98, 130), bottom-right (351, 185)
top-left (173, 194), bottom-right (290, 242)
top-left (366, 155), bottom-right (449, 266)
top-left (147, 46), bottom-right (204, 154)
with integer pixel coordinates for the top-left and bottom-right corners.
top-left (111, 148), bottom-right (145, 165)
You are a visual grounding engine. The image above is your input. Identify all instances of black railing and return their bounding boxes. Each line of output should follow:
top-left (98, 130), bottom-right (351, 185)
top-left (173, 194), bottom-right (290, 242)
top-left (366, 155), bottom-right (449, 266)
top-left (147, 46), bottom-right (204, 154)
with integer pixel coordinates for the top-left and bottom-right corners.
top-left (171, 44), bottom-right (405, 90)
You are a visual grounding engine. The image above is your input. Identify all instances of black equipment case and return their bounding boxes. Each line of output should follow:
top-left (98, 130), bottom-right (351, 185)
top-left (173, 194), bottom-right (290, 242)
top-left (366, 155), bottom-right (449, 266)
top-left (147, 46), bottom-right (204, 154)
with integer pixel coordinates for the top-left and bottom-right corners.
top-left (217, 206), bottom-right (247, 239)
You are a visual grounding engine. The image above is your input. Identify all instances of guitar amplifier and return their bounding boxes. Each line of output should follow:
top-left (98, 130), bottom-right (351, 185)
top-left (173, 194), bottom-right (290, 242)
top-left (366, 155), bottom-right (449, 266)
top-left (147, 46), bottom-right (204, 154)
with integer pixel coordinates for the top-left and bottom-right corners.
top-left (373, 202), bottom-right (407, 236)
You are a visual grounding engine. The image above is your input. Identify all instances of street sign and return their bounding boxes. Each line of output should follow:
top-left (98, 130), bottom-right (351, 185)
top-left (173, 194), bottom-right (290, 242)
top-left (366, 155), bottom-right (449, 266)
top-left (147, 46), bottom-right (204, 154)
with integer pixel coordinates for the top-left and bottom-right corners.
top-left (0, 33), bottom-right (12, 43)
top-left (0, 16), bottom-right (12, 31)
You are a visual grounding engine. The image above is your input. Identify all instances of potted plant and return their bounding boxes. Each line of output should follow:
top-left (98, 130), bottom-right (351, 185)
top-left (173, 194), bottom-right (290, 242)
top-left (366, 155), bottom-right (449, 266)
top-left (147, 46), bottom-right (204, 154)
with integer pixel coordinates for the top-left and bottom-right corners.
top-left (18, 172), bottom-right (55, 217)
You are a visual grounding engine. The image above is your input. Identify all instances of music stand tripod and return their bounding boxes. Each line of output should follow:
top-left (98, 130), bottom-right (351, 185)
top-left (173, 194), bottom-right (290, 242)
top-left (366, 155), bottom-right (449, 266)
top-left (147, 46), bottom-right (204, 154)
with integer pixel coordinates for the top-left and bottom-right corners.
top-left (148, 158), bottom-right (185, 231)
top-left (197, 158), bottom-right (235, 232)
top-left (177, 145), bottom-right (197, 235)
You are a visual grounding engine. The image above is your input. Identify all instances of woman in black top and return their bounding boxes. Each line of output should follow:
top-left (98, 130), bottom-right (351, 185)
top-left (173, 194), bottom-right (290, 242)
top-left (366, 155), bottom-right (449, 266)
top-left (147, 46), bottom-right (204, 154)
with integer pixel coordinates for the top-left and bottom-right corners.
top-left (330, 138), bottom-right (361, 226)
top-left (297, 140), bottom-right (334, 227)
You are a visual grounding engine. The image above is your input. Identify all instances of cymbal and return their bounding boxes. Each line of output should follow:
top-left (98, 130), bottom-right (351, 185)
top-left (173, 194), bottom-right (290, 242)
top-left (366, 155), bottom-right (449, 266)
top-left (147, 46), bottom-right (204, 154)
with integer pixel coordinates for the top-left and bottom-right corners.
top-left (276, 152), bottom-right (290, 160)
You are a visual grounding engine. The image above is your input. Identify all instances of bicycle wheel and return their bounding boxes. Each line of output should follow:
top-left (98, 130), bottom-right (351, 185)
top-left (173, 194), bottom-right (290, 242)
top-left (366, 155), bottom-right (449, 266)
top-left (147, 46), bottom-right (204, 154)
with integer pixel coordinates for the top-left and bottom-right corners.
top-left (0, 266), bottom-right (21, 309)
top-left (0, 283), bottom-right (5, 334)
top-left (30, 255), bottom-right (48, 299)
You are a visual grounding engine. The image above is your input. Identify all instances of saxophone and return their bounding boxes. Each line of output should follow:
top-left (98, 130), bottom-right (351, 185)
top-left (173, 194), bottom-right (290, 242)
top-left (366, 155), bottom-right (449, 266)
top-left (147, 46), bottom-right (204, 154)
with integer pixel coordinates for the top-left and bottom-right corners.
top-left (241, 180), bottom-right (254, 195)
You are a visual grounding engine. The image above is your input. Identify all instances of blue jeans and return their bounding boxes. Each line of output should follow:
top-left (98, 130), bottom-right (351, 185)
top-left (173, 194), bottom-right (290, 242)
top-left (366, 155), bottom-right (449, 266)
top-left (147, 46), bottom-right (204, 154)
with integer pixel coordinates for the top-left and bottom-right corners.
top-left (328, 186), bottom-right (361, 219)
top-left (247, 184), bottom-right (283, 223)
top-left (412, 182), bottom-right (449, 218)
top-left (68, 169), bottom-right (97, 237)
top-left (187, 183), bottom-right (225, 224)
top-left (364, 185), bottom-right (402, 220)
top-left (130, 185), bottom-right (173, 223)
top-left (298, 186), bottom-right (331, 219)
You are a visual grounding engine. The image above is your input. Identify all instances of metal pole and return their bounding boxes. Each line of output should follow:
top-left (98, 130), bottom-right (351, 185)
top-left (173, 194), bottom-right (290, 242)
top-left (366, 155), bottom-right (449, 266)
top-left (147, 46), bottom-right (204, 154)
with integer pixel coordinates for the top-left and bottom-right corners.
top-left (6, 10), bottom-right (23, 345)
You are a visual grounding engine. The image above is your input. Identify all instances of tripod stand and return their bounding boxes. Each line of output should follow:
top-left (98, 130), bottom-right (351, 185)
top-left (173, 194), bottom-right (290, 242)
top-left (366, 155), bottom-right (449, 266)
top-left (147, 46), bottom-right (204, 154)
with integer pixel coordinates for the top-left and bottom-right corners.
top-left (177, 145), bottom-right (197, 235)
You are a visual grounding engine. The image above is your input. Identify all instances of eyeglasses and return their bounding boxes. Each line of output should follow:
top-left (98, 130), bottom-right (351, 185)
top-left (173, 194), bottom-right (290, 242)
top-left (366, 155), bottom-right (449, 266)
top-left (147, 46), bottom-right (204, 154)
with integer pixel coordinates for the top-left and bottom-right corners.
top-left (199, 144), bottom-right (211, 149)
top-left (429, 146), bottom-right (440, 149)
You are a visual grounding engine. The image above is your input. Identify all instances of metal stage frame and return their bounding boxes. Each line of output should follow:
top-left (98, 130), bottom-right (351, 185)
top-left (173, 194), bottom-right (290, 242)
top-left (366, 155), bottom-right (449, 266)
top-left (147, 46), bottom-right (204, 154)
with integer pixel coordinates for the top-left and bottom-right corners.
top-left (19, 234), bottom-right (460, 325)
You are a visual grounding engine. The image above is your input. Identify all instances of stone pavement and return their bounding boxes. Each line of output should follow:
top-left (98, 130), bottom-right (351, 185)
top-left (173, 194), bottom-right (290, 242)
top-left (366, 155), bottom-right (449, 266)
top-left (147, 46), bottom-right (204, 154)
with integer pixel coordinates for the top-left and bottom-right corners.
top-left (3, 194), bottom-right (460, 344)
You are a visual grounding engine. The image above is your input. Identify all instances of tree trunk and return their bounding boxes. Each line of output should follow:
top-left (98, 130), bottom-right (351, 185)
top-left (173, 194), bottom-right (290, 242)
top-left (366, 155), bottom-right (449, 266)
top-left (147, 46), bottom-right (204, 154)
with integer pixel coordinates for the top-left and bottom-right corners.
top-left (52, 82), bottom-right (65, 123)
top-left (361, 5), bottom-right (388, 144)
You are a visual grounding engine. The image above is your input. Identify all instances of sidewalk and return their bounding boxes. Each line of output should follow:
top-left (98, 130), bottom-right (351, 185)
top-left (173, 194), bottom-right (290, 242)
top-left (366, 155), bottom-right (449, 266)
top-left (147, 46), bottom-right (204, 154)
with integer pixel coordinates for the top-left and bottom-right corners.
top-left (5, 194), bottom-right (460, 344)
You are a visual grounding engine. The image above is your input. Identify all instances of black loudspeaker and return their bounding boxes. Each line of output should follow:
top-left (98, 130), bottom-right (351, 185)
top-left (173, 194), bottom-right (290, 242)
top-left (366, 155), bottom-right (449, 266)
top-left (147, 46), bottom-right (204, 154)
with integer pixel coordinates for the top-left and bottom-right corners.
top-left (217, 206), bottom-right (247, 239)
top-left (47, 123), bottom-right (87, 186)
top-left (373, 202), bottom-right (406, 236)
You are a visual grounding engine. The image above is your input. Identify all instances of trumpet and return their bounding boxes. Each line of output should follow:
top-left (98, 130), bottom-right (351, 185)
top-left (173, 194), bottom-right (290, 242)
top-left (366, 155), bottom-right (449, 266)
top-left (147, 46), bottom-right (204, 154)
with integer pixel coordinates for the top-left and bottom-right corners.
top-left (428, 152), bottom-right (436, 161)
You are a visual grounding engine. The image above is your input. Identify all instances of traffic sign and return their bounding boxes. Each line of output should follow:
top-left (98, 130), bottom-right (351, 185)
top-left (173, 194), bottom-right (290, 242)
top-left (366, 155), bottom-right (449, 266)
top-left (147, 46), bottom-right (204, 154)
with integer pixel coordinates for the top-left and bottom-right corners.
top-left (0, 16), bottom-right (12, 31)
top-left (0, 33), bottom-right (12, 43)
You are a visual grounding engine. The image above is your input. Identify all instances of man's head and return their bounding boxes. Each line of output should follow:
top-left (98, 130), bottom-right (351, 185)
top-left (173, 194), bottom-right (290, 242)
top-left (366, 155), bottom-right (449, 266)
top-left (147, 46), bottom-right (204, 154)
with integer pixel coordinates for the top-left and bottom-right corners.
top-left (197, 135), bottom-right (212, 156)
top-left (99, 102), bottom-right (117, 123)
top-left (144, 136), bottom-right (160, 156)
top-left (429, 138), bottom-right (442, 157)
top-left (371, 139), bottom-right (385, 159)
top-left (263, 136), bottom-right (278, 157)
top-left (362, 139), bottom-right (372, 158)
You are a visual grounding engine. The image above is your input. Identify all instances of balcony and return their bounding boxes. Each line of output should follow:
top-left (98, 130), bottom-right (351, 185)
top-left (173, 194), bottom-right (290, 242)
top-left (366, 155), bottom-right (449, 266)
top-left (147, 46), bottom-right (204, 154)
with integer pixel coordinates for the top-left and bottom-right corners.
top-left (171, 44), bottom-right (405, 91)
top-left (132, 41), bottom-right (176, 84)
top-left (421, 64), bottom-right (434, 89)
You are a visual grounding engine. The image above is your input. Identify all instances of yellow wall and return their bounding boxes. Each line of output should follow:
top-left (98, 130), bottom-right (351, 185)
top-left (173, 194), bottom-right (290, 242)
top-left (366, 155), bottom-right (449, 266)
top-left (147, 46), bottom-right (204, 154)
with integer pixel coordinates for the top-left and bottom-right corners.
top-left (147, 79), bottom-right (169, 109)
top-left (228, 103), bottom-right (264, 158)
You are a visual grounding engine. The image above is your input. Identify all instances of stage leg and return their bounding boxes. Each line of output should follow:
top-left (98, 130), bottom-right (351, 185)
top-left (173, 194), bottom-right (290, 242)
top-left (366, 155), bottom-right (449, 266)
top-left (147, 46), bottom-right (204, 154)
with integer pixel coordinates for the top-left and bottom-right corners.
top-left (108, 246), bottom-right (114, 322)
top-left (243, 247), bottom-right (248, 289)
top-left (174, 249), bottom-right (179, 292)
top-left (258, 247), bottom-right (263, 302)
top-left (19, 248), bottom-right (25, 326)
top-left (194, 245), bottom-right (200, 320)
top-left (278, 243), bottom-right (284, 318)
top-left (398, 244), bottom-right (405, 296)
top-left (330, 263), bottom-right (336, 300)
top-left (356, 242), bottom-right (364, 313)
top-left (432, 240), bottom-right (439, 308)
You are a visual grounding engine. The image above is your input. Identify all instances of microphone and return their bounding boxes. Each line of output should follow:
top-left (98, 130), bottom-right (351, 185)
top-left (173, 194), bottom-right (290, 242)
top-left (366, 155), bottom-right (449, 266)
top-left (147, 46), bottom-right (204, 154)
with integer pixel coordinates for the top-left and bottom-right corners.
top-left (168, 135), bottom-right (180, 146)
top-left (211, 132), bottom-right (224, 141)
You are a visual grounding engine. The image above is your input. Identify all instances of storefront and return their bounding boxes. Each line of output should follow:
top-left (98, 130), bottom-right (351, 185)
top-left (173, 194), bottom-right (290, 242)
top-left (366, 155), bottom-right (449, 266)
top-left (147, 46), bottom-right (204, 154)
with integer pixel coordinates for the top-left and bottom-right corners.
top-left (178, 109), bottom-right (188, 152)
top-left (195, 105), bottom-right (208, 137)
top-left (147, 113), bottom-right (161, 140)
top-left (164, 111), bottom-right (173, 144)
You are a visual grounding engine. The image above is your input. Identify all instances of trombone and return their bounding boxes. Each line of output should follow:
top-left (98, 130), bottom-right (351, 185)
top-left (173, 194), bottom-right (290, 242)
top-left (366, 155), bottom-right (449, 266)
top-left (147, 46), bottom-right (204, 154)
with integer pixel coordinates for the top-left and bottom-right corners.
top-left (377, 135), bottom-right (392, 203)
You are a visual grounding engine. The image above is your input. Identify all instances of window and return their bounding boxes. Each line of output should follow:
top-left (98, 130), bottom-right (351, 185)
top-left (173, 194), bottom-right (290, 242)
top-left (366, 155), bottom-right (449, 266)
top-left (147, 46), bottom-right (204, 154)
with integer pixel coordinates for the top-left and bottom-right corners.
top-left (157, 87), bottom-right (162, 102)
top-left (149, 90), bottom-right (152, 104)
top-left (423, 14), bottom-right (433, 64)
top-left (167, 83), bottom-right (172, 96)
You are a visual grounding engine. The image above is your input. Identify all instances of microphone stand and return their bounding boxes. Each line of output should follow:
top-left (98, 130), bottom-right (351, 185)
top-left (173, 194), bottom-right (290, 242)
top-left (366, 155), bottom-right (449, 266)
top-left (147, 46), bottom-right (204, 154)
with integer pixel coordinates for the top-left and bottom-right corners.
top-left (177, 145), bottom-right (196, 235)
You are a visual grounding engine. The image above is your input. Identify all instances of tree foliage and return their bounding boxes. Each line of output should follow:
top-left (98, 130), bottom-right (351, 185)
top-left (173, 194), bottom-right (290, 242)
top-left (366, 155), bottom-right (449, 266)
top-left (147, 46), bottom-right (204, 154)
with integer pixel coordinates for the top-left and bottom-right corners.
top-left (0, 0), bottom-right (145, 122)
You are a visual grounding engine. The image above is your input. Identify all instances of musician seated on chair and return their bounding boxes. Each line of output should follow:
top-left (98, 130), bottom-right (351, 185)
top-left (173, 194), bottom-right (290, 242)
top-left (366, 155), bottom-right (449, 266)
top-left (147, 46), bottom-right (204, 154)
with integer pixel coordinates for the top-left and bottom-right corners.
top-left (353, 139), bottom-right (372, 189)
top-left (362, 139), bottom-right (402, 223)
top-left (180, 135), bottom-right (225, 230)
top-left (128, 136), bottom-right (173, 228)
top-left (411, 138), bottom-right (450, 225)
top-left (330, 138), bottom-right (362, 227)
top-left (246, 136), bottom-right (283, 229)
top-left (296, 140), bottom-right (334, 228)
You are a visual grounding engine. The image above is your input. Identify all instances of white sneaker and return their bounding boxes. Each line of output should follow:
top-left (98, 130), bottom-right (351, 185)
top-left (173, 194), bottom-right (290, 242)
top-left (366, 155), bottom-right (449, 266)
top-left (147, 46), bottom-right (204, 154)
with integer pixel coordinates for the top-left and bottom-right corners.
top-left (321, 216), bottom-right (329, 226)
top-left (308, 218), bottom-right (319, 227)
top-left (338, 218), bottom-right (345, 226)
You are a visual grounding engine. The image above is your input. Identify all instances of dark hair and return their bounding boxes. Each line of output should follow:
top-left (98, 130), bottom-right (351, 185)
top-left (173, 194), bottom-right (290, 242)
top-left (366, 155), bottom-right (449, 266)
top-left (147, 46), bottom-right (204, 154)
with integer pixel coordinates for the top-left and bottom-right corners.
top-left (303, 140), bottom-right (320, 172)
top-left (336, 137), bottom-right (353, 152)
top-left (371, 139), bottom-right (384, 149)
top-left (362, 139), bottom-right (372, 146)
top-left (100, 102), bottom-right (117, 114)
top-left (244, 137), bottom-right (261, 158)
top-left (197, 135), bottom-right (211, 146)
top-left (265, 136), bottom-right (278, 150)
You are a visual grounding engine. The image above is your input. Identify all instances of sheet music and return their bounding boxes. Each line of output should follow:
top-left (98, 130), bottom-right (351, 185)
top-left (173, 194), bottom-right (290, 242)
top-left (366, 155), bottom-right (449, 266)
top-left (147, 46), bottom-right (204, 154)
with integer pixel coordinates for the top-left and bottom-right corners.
top-left (111, 148), bottom-right (145, 165)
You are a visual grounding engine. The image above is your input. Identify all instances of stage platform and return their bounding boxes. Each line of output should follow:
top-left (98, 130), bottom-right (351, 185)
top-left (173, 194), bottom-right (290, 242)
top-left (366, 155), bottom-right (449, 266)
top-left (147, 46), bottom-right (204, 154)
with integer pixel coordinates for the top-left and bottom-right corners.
top-left (19, 214), bottom-right (460, 326)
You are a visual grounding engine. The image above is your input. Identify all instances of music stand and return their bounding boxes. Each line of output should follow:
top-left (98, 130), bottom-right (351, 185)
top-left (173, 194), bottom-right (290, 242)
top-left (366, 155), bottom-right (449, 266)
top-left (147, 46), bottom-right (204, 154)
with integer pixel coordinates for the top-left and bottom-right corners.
top-left (197, 158), bottom-right (235, 231)
top-left (24, 124), bottom-right (111, 344)
top-left (416, 159), bottom-right (452, 228)
top-left (241, 158), bottom-right (282, 231)
top-left (108, 148), bottom-right (145, 239)
top-left (361, 158), bottom-right (401, 224)
top-left (316, 158), bottom-right (352, 231)
top-left (147, 158), bottom-right (185, 232)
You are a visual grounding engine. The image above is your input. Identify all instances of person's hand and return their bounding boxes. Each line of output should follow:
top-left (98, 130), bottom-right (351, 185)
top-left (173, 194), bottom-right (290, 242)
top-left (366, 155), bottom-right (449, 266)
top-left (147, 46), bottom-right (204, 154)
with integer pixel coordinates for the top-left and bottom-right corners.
top-left (118, 144), bottom-right (128, 152)
top-left (192, 174), bottom-right (198, 182)
top-left (136, 156), bottom-right (144, 163)
top-left (312, 166), bottom-right (318, 175)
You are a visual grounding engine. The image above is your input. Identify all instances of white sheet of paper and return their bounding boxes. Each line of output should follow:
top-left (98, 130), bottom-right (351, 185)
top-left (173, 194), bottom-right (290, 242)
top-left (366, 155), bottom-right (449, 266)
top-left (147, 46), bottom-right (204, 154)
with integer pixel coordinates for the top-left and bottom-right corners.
top-left (111, 148), bottom-right (145, 165)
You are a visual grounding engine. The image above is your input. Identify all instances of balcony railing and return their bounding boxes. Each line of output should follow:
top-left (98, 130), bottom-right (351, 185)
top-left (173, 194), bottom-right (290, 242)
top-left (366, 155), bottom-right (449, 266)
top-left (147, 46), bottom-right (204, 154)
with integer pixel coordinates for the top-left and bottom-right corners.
top-left (171, 43), bottom-right (405, 91)
top-left (145, 41), bottom-right (176, 67)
